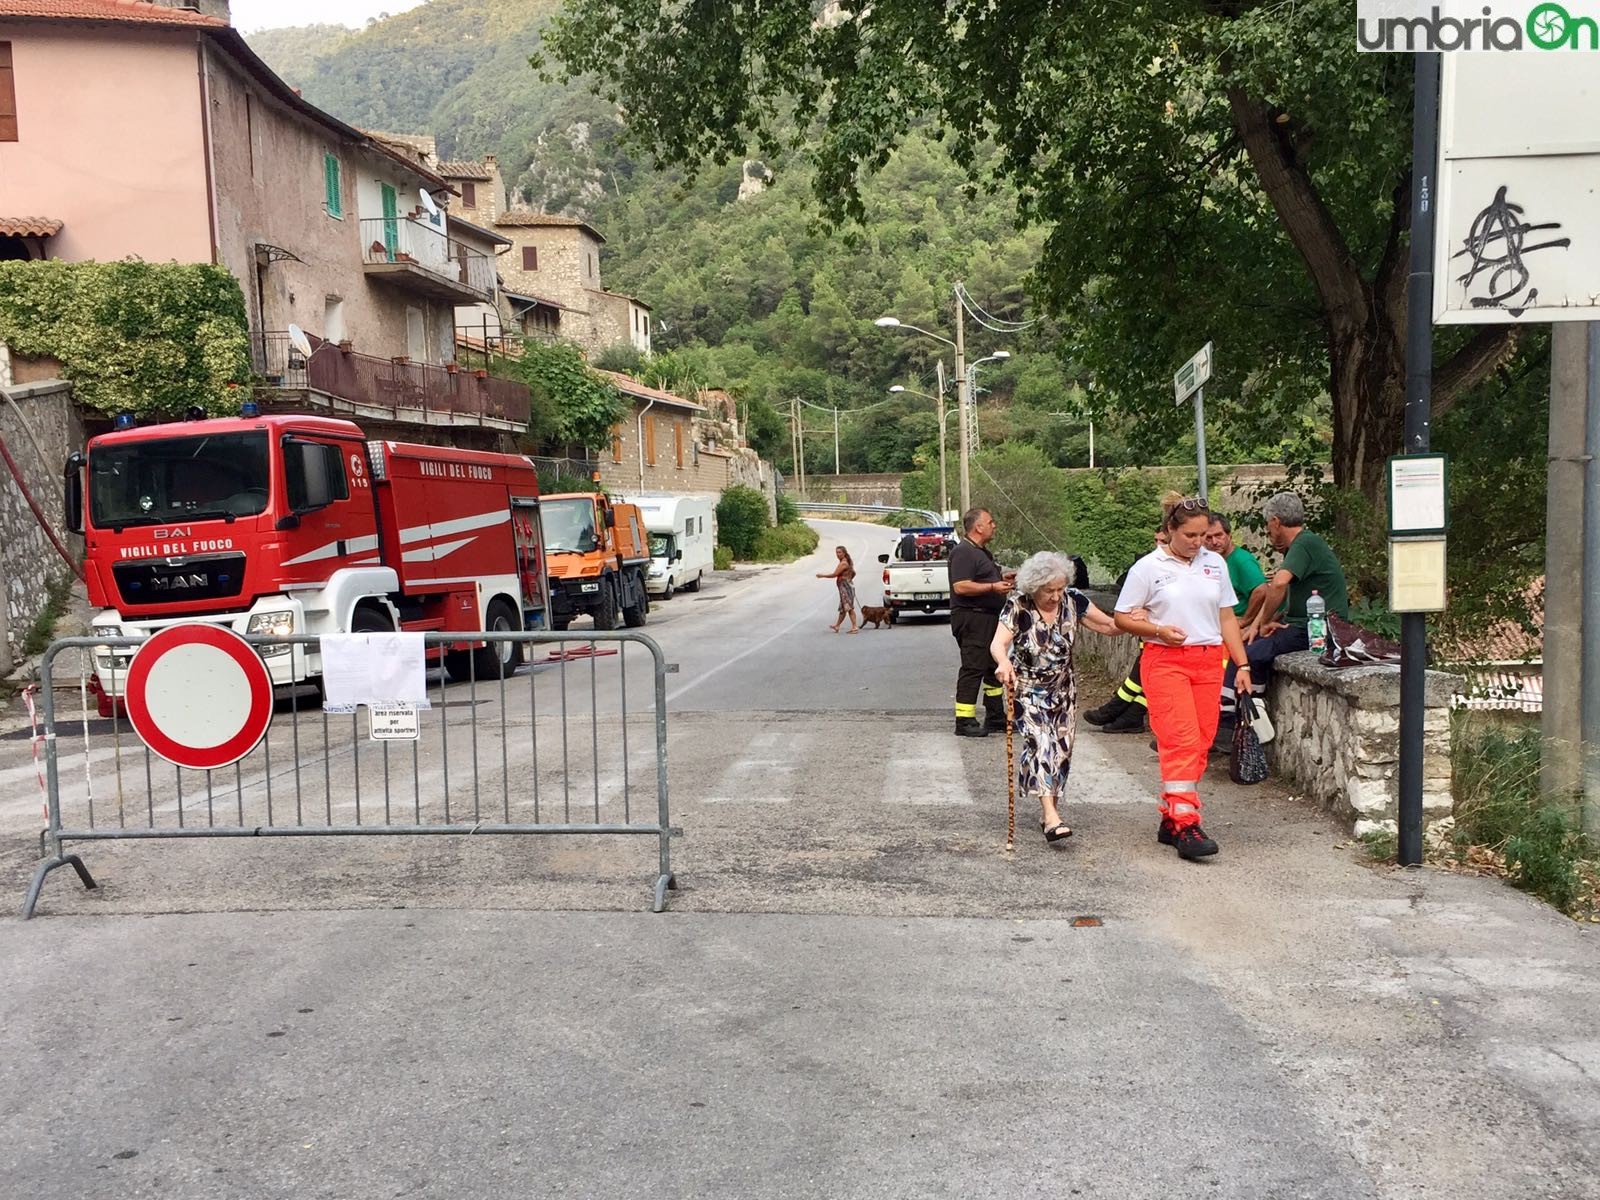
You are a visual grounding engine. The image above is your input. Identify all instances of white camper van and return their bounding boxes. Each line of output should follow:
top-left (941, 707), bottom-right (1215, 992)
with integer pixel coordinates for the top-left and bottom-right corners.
top-left (628, 495), bottom-right (716, 598)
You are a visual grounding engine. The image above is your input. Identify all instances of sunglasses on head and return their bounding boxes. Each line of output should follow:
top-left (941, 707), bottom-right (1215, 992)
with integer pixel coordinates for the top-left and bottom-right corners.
top-left (1173, 496), bottom-right (1209, 513)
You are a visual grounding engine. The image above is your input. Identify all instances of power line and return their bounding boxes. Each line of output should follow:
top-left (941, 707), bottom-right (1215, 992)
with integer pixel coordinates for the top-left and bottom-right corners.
top-left (954, 281), bottom-right (1038, 333)
top-left (971, 458), bottom-right (1065, 550)
top-left (955, 281), bottom-right (1035, 330)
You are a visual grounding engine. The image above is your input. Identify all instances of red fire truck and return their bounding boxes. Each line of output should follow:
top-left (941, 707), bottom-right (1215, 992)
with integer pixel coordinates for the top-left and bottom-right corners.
top-left (66, 412), bottom-right (551, 700)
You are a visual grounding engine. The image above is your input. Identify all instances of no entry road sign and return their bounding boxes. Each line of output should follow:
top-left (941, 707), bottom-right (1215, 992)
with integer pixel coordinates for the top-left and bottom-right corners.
top-left (124, 625), bottom-right (274, 770)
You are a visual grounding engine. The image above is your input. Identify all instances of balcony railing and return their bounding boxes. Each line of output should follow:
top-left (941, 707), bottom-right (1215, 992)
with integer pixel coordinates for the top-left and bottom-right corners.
top-left (252, 331), bottom-right (530, 428)
top-left (251, 329), bottom-right (310, 388)
top-left (360, 216), bottom-right (495, 302)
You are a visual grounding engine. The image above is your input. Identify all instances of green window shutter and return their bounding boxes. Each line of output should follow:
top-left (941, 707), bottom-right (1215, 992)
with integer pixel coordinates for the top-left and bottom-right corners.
top-left (324, 153), bottom-right (342, 218)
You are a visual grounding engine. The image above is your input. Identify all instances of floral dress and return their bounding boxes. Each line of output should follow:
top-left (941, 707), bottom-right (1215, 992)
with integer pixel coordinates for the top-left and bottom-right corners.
top-left (999, 589), bottom-right (1090, 797)
top-left (836, 567), bottom-right (857, 616)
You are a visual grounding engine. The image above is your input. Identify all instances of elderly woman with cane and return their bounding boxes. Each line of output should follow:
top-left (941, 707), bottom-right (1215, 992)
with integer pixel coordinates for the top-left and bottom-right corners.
top-left (990, 551), bottom-right (1121, 843)
top-left (1114, 493), bottom-right (1253, 861)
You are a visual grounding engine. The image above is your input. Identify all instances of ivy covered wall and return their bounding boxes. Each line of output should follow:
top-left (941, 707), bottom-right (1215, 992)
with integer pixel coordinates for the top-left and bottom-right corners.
top-left (0, 262), bottom-right (251, 417)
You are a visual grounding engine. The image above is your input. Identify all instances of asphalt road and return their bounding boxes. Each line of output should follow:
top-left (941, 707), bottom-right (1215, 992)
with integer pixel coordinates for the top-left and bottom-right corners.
top-left (2, 519), bottom-right (1597, 1199)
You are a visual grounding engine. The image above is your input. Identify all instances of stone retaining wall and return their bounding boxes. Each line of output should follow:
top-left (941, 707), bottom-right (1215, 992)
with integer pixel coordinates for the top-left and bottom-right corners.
top-left (1072, 596), bottom-right (1461, 835)
top-left (1270, 654), bottom-right (1460, 837)
top-left (0, 378), bottom-right (82, 675)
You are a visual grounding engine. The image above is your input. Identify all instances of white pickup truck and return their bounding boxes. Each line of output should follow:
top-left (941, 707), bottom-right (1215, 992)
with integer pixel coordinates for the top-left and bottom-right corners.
top-left (876, 527), bottom-right (959, 622)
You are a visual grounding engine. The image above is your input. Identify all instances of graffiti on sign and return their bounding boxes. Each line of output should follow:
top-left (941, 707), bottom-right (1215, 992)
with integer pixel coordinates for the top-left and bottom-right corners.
top-left (1452, 185), bottom-right (1571, 317)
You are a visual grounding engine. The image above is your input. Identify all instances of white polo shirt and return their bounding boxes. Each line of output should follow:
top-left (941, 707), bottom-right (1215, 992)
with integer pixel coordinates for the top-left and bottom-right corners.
top-left (1115, 546), bottom-right (1239, 646)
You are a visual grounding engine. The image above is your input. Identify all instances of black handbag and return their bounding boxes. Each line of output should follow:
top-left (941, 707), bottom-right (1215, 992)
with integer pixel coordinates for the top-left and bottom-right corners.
top-left (1230, 696), bottom-right (1270, 785)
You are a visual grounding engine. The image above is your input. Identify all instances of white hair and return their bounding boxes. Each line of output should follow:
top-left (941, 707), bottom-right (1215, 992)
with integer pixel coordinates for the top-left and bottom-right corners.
top-left (1014, 551), bottom-right (1072, 597)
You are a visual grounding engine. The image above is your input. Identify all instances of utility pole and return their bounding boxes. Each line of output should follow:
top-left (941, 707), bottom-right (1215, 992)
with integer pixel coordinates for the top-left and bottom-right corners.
top-left (1397, 51), bottom-right (1441, 868)
top-left (1584, 324), bottom-right (1600, 837)
top-left (1545, 322), bottom-right (1600, 837)
top-left (954, 281), bottom-right (970, 514)
top-left (935, 360), bottom-right (949, 516)
top-left (1088, 420), bottom-right (1096, 469)
top-left (833, 407), bottom-right (840, 476)
top-left (797, 404), bottom-right (807, 498)
top-left (789, 397), bottom-right (799, 486)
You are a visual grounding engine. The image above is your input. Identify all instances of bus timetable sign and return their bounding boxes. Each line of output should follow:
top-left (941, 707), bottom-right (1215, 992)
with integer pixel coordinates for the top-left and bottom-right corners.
top-left (1174, 342), bottom-right (1213, 405)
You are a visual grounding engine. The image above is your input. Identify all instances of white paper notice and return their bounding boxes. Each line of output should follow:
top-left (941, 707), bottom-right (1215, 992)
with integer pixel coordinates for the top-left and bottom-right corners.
top-left (1390, 457), bottom-right (1447, 534)
top-left (320, 633), bottom-right (429, 713)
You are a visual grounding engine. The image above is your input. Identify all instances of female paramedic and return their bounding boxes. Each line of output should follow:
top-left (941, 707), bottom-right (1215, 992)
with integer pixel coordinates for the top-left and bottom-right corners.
top-left (1113, 493), bottom-right (1252, 860)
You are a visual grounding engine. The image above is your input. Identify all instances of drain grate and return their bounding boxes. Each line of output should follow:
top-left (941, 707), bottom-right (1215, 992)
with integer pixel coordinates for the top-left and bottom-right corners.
top-left (692, 595), bottom-right (727, 602)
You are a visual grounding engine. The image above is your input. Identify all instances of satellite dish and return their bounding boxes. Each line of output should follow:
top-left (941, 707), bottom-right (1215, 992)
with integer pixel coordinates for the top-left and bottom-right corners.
top-left (287, 324), bottom-right (314, 358)
top-left (418, 189), bottom-right (442, 222)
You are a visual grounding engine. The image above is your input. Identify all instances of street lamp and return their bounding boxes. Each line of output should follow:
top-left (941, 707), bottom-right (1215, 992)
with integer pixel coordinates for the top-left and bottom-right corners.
top-left (889, 383), bottom-right (949, 516)
top-left (874, 307), bottom-right (973, 510)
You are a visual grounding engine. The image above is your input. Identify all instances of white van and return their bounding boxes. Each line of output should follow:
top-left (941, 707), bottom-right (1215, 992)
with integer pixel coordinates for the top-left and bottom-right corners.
top-left (626, 495), bottom-right (716, 598)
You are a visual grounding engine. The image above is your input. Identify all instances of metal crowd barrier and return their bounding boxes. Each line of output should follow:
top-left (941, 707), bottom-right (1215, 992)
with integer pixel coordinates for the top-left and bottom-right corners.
top-left (790, 500), bottom-right (945, 525)
top-left (21, 631), bottom-right (677, 918)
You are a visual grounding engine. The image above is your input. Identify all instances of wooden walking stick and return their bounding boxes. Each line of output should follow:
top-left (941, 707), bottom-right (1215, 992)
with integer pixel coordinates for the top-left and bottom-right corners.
top-left (1005, 682), bottom-right (1016, 853)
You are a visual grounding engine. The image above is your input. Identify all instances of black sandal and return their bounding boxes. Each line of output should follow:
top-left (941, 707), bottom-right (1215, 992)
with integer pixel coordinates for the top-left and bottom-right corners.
top-left (1040, 821), bottom-right (1073, 842)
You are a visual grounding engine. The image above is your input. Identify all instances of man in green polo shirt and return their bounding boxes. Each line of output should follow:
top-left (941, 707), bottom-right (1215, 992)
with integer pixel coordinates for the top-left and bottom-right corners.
top-left (1228, 490), bottom-right (1348, 673)
top-left (1205, 514), bottom-right (1266, 618)
top-left (1216, 492), bottom-right (1349, 745)
top-left (1206, 513), bottom-right (1267, 745)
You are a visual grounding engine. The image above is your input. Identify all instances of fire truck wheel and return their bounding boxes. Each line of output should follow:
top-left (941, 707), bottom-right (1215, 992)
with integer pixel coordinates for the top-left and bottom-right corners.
top-left (351, 605), bottom-right (394, 633)
top-left (592, 579), bottom-right (620, 630)
top-left (445, 599), bottom-right (522, 682)
top-left (479, 598), bottom-right (524, 676)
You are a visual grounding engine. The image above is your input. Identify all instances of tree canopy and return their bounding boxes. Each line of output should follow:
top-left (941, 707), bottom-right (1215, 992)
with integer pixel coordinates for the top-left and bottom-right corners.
top-left (545, 0), bottom-right (1525, 498)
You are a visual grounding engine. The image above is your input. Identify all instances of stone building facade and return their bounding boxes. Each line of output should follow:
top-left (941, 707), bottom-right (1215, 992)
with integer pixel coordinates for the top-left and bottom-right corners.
top-left (494, 212), bottom-right (651, 359)
top-left (438, 155), bottom-right (509, 228)
top-left (434, 159), bottom-right (654, 362)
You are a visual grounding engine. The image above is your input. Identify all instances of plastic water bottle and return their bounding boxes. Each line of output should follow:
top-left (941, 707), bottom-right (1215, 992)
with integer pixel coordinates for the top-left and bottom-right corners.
top-left (1306, 589), bottom-right (1327, 653)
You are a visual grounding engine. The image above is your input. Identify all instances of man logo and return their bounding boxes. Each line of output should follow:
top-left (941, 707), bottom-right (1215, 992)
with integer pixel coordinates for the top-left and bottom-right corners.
top-left (151, 574), bottom-right (209, 592)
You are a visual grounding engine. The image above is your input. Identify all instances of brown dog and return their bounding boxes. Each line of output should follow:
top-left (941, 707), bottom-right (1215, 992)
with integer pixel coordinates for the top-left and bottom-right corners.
top-left (859, 606), bottom-right (892, 629)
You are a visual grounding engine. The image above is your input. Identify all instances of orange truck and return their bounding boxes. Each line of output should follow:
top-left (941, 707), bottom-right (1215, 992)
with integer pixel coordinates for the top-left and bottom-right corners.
top-left (539, 491), bottom-right (651, 629)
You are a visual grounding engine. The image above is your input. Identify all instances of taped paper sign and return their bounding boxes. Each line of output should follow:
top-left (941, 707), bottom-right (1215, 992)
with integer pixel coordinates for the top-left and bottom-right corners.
top-left (319, 632), bottom-right (430, 713)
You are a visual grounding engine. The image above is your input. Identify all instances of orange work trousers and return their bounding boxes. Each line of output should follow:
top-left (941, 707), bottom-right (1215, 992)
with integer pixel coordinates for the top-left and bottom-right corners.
top-left (1141, 643), bottom-right (1227, 828)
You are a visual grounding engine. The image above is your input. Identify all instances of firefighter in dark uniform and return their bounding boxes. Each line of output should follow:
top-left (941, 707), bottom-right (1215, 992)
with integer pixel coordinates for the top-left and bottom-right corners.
top-left (948, 507), bottom-right (1014, 736)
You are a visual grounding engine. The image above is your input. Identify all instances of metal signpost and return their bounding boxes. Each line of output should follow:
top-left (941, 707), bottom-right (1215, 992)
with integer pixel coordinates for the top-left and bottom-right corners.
top-left (1173, 341), bottom-right (1213, 495)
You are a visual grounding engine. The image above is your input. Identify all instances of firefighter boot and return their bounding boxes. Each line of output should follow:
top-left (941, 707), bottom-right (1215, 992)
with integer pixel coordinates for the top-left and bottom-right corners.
top-left (984, 690), bottom-right (1008, 732)
top-left (1098, 704), bottom-right (1147, 734)
top-left (1083, 695), bottom-right (1129, 727)
top-left (955, 717), bottom-right (989, 738)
